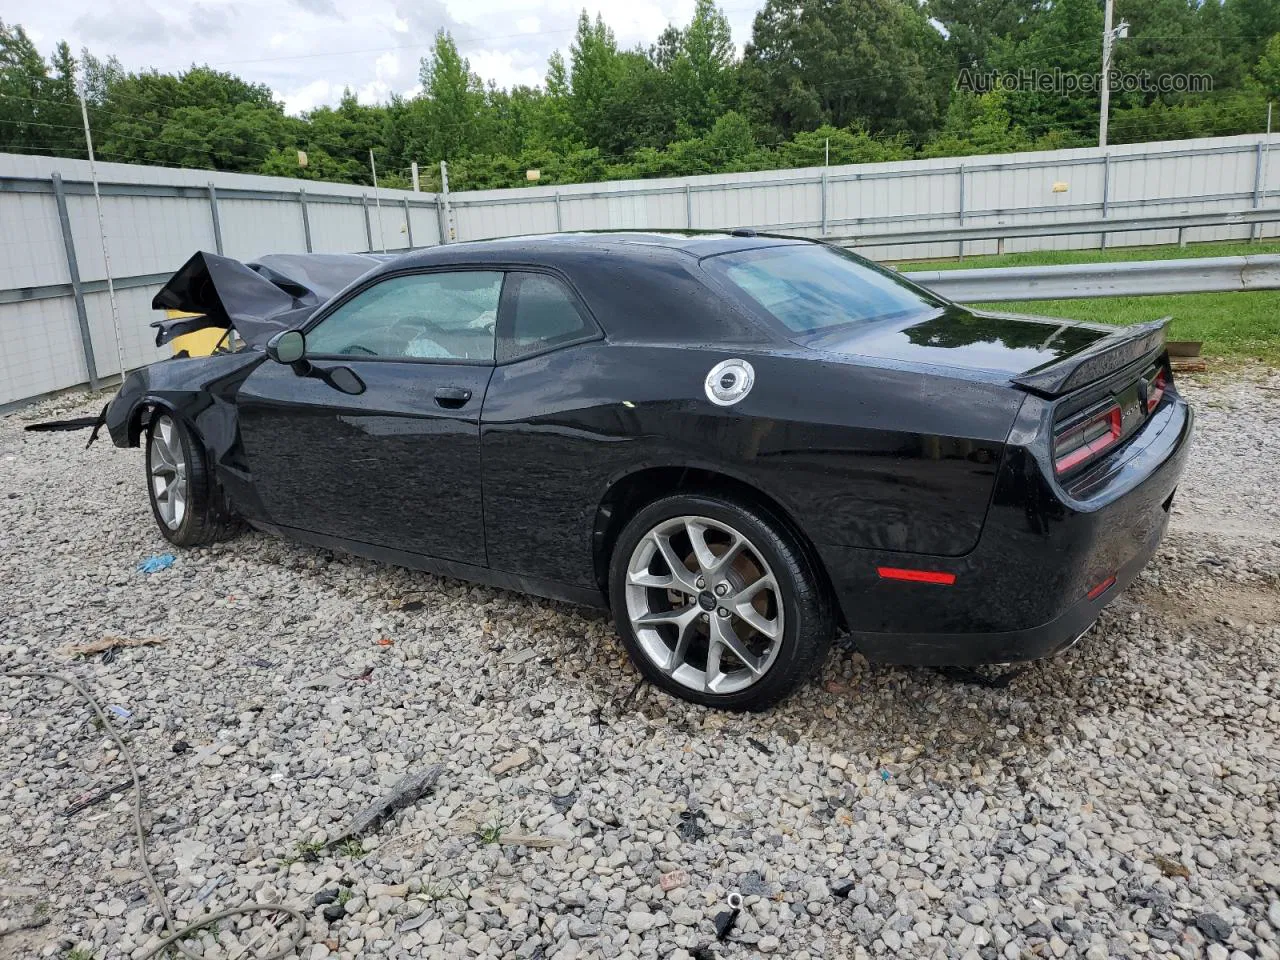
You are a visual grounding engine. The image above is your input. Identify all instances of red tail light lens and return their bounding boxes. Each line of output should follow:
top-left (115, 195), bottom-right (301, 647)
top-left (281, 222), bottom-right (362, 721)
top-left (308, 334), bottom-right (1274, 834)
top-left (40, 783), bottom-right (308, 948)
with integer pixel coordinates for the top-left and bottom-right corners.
top-left (1145, 367), bottom-right (1167, 413)
top-left (1054, 401), bottom-right (1122, 475)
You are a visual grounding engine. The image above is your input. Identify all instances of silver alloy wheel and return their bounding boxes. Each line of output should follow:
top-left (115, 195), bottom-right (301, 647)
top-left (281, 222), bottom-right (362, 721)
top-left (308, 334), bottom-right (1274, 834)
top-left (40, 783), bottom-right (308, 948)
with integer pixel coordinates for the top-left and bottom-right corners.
top-left (624, 515), bottom-right (784, 695)
top-left (148, 414), bottom-right (188, 530)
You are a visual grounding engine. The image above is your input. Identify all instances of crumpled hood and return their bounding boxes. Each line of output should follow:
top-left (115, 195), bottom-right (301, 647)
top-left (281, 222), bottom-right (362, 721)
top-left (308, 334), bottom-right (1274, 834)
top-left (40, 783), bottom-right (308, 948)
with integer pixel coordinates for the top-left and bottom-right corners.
top-left (150, 251), bottom-right (396, 348)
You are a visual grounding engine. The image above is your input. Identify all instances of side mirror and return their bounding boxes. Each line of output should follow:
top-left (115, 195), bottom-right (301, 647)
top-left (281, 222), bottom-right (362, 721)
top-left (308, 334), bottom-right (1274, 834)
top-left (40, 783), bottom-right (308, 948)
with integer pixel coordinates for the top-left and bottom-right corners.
top-left (266, 329), bottom-right (306, 365)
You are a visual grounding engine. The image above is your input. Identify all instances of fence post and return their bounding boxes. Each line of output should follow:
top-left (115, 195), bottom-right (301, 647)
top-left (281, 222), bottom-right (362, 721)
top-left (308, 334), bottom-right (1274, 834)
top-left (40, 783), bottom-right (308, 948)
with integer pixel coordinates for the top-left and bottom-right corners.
top-left (402, 197), bottom-right (414, 248)
top-left (820, 171), bottom-right (829, 237)
top-left (957, 165), bottom-right (966, 261)
top-left (362, 194), bottom-right (374, 252)
top-left (51, 172), bottom-right (100, 392)
top-left (1100, 154), bottom-right (1111, 250)
top-left (685, 183), bottom-right (693, 230)
top-left (207, 183), bottom-right (224, 255)
top-left (439, 161), bottom-right (455, 243)
top-left (299, 189), bottom-right (312, 252)
top-left (554, 192), bottom-right (562, 232)
top-left (1252, 140), bottom-right (1264, 242)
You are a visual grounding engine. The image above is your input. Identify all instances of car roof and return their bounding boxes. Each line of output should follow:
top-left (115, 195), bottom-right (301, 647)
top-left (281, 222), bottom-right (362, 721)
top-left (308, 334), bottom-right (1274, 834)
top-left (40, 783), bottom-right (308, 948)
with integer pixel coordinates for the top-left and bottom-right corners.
top-left (382, 231), bottom-right (810, 270)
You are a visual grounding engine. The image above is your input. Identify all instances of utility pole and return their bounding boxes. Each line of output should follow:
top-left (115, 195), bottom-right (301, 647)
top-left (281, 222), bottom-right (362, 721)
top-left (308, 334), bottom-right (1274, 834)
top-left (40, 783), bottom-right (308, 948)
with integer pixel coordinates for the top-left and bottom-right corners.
top-left (1099, 0), bottom-right (1114, 147)
top-left (78, 75), bottom-right (126, 384)
top-left (1099, 0), bottom-right (1128, 147)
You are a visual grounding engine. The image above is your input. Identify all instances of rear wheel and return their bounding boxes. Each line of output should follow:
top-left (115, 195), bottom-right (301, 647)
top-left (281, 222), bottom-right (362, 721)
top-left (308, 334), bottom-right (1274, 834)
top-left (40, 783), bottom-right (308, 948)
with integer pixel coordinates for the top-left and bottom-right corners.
top-left (145, 412), bottom-right (241, 547)
top-left (609, 493), bottom-right (834, 711)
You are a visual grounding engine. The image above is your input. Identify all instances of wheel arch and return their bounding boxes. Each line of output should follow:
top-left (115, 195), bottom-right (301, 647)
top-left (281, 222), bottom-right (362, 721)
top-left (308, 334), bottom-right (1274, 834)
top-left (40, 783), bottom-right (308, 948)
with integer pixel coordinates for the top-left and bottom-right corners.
top-left (591, 465), bottom-right (845, 627)
top-left (128, 396), bottom-right (185, 447)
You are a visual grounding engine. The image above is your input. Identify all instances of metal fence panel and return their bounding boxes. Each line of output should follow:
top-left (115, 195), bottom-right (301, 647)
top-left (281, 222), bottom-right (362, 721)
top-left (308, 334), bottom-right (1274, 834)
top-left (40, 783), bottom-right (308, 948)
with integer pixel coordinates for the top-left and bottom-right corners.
top-left (0, 190), bottom-right (65, 289)
top-left (0, 297), bottom-right (88, 407)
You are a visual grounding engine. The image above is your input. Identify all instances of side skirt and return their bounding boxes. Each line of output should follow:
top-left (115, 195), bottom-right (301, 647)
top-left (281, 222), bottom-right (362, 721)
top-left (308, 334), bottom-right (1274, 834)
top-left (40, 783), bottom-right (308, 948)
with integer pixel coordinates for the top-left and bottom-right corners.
top-left (252, 521), bottom-right (609, 610)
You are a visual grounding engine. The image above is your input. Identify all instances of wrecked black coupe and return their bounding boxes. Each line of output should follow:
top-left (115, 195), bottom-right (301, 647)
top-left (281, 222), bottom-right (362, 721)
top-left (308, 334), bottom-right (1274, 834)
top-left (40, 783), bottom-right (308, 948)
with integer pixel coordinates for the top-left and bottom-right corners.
top-left (106, 233), bottom-right (1192, 710)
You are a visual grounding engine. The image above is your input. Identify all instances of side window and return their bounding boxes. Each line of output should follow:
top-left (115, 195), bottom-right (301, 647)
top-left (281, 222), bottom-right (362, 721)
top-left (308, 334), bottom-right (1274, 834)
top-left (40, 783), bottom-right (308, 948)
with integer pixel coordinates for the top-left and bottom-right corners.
top-left (306, 271), bottom-right (503, 362)
top-left (498, 272), bottom-right (595, 362)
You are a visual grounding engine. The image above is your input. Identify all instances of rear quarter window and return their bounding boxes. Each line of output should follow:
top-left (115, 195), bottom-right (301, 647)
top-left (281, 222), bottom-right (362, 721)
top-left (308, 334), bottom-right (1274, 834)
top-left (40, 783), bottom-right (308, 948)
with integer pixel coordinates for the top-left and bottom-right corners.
top-left (702, 244), bottom-right (944, 335)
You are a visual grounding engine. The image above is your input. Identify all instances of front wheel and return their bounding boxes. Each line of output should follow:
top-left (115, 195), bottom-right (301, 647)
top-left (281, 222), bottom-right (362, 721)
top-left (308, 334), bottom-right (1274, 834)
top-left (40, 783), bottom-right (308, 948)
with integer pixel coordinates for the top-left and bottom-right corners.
top-left (145, 412), bottom-right (241, 547)
top-left (608, 493), bottom-right (834, 711)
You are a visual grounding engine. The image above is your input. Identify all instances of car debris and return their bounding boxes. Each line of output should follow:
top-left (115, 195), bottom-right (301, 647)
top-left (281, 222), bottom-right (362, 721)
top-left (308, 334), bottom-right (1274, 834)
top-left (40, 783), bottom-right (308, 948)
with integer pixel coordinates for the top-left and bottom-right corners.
top-left (677, 809), bottom-right (708, 842)
top-left (713, 892), bottom-right (743, 941)
top-left (136, 554), bottom-right (175, 574)
top-left (328, 763), bottom-right (444, 847)
top-left (66, 778), bottom-right (135, 817)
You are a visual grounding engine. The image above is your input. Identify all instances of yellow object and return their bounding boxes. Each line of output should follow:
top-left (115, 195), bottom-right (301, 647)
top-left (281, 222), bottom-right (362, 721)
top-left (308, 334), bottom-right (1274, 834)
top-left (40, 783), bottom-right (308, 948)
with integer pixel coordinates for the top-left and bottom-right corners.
top-left (166, 310), bottom-right (224, 356)
top-left (1052, 181), bottom-right (1069, 193)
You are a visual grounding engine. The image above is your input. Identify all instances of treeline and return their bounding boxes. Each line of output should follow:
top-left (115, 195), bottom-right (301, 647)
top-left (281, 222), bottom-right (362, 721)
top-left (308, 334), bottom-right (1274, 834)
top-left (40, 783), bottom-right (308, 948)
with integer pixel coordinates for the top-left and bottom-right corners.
top-left (2, 0), bottom-right (1280, 191)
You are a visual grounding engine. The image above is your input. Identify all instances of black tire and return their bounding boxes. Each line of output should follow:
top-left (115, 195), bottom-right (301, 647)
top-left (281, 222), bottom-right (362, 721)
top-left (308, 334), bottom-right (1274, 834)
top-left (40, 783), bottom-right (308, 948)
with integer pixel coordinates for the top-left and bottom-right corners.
top-left (608, 492), bottom-right (834, 711)
top-left (144, 412), bottom-right (242, 547)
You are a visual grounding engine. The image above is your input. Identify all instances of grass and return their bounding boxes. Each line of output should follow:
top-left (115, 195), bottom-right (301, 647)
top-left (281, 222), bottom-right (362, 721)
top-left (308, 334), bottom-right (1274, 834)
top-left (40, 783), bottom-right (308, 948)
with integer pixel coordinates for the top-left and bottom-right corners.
top-left (894, 239), bottom-right (1280, 364)
top-left (476, 819), bottom-right (504, 845)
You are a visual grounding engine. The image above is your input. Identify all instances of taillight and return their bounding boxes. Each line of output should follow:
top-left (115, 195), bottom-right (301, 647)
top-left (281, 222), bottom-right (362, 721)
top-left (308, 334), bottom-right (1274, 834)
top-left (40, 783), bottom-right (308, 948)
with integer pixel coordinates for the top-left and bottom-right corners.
top-left (1144, 367), bottom-right (1167, 413)
top-left (1054, 401), bottom-right (1122, 475)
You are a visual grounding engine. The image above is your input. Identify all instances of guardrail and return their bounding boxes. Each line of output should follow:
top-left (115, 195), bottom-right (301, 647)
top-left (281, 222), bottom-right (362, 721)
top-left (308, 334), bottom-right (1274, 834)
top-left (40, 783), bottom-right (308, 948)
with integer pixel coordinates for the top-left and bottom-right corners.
top-left (903, 254), bottom-right (1280, 302)
top-left (837, 208), bottom-right (1280, 250)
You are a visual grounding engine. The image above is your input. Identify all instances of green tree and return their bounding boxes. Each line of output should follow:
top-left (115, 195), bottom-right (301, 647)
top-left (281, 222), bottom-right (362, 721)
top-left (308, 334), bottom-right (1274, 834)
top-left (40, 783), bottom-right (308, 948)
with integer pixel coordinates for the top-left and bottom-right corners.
top-left (927, 0), bottom-right (1042, 71)
top-left (1254, 33), bottom-right (1280, 102)
top-left (741, 0), bottom-right (945, 140)
top-left (668, 0), bottom-right (738, 132)
top-left (415, 30), bottom-right (485, 162)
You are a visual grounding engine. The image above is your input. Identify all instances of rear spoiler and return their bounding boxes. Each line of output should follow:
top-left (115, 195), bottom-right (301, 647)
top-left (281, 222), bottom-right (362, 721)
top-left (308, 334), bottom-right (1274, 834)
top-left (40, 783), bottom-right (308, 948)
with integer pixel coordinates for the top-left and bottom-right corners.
top-left (1011, 318), bottom-right (1170, 397)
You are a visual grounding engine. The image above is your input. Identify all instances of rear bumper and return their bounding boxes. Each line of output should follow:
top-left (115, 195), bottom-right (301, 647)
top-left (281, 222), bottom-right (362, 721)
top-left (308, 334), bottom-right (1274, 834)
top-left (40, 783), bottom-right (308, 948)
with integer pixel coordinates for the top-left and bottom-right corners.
top-left (820, 395), bottom-right (1192, 666)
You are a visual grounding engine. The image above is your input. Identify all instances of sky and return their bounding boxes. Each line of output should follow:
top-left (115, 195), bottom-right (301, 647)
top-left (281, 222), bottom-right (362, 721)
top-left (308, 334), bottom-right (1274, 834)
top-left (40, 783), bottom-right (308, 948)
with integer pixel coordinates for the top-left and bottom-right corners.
top-left (10, 0), bottom-right (768, 115)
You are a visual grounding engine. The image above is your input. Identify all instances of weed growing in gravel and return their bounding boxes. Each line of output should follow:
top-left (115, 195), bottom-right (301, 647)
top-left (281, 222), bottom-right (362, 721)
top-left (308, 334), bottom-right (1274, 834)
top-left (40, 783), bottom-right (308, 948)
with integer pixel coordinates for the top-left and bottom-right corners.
top-left (415, 881), bottom-right (464, 902)
top-left (476, 819), bottom-right (504, 845)
top-left (337, 839), bottom-right (365, 859)
top-left (65, 950), bottom-right (93, 960)
top-left (336, 887), bottom-right (353, 907)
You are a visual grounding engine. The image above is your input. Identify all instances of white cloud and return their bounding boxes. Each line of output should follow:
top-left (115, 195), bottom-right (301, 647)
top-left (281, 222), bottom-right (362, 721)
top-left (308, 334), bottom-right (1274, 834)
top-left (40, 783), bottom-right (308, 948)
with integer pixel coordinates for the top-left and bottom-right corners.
top-left (9, 0), bottom-right (766, 115)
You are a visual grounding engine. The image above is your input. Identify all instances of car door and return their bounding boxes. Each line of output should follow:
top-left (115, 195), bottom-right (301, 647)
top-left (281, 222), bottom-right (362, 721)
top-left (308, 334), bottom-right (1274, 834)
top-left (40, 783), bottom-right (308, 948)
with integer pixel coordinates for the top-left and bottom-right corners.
top-left (235, 268), bottom-right (503, 566)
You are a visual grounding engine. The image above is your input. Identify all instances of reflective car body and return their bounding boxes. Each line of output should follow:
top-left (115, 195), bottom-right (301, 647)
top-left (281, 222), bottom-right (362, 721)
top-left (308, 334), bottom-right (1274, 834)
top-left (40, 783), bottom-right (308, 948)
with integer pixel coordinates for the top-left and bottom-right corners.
top-left (106, 232), bottom-right (1192, 665)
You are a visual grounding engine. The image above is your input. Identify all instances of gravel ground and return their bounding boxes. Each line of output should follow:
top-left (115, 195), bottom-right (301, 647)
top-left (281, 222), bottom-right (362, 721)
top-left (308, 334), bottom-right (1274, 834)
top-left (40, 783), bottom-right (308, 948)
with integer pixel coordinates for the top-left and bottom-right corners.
top-left (1, 368), bottom-right (1277, 960)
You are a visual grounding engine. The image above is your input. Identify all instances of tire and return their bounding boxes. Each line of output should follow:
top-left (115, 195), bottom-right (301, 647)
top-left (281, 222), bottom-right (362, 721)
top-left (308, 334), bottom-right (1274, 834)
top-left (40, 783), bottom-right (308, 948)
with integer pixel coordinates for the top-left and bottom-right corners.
top-left (145, 412), bottom-right (242, 547)
top-left (608, 492), bottom-right (834, 711)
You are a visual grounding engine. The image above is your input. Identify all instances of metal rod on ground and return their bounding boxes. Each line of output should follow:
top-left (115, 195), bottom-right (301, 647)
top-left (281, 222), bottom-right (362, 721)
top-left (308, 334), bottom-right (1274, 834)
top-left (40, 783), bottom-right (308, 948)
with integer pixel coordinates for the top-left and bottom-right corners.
top-left (78, 76), bottom-right (127, 386)
top-left (369, 149), bottom-right (386, 253)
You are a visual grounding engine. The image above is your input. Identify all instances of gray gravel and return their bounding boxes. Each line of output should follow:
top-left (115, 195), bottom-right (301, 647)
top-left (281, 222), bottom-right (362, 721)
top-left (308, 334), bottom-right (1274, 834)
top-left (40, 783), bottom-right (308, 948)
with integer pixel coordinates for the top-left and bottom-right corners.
top-left (1, 368), bottom-right (1278, 960)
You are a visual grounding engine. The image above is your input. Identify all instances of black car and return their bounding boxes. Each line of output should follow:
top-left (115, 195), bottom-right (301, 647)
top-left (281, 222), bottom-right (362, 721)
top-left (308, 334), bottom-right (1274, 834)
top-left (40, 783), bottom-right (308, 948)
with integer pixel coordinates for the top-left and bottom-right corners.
top-left (105, 232), bottom-right (1193, 710)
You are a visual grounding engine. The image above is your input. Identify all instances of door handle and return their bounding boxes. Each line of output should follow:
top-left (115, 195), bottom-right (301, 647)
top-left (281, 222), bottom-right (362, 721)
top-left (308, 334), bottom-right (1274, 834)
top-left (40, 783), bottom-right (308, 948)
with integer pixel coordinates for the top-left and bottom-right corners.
top-left (434, 386), bottom-right (472, 408)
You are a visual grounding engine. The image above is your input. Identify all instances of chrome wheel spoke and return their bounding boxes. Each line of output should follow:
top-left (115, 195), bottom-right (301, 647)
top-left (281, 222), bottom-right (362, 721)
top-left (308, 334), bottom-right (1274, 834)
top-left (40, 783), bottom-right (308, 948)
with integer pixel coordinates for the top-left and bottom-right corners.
top-left (651, 532), bottom-right (699, 594)
top-left (709, 615), bottom-right (765, 678)
top-left (683, 519), bottom-right (720, 573)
